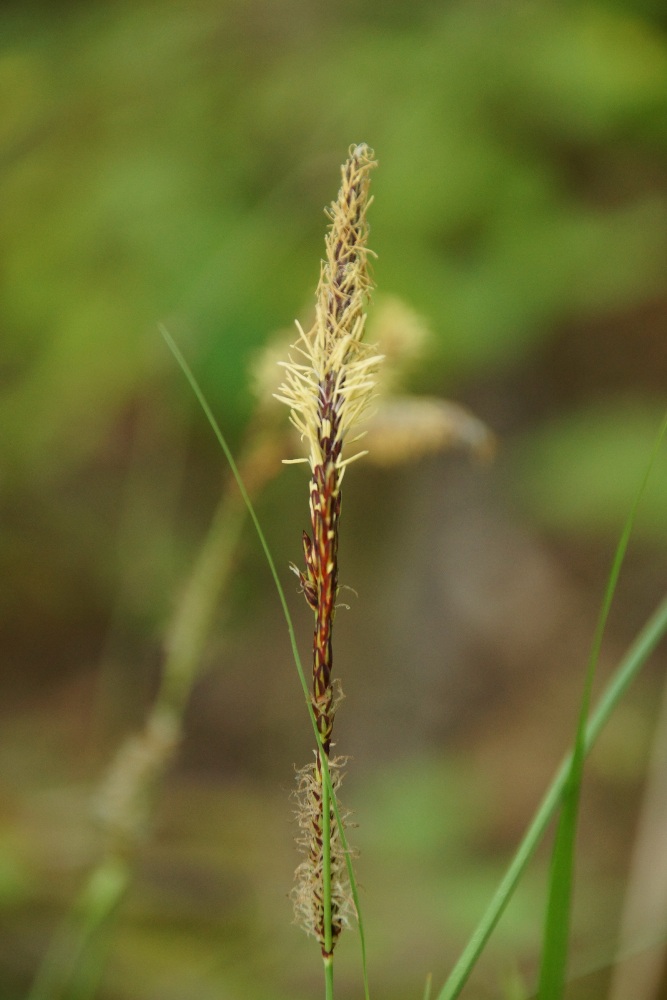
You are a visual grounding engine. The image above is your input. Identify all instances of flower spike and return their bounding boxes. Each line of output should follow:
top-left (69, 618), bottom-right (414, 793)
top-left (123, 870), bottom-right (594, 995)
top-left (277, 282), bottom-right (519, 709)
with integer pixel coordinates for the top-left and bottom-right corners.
top-left (276, 143), bottom-right (380, 955)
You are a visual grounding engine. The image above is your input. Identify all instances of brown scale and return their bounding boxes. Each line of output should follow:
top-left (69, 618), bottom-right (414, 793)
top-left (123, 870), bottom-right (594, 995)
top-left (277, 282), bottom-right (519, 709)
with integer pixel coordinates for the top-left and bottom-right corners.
top-left (299, 368), bottom-right (343, 757)
top-left (307, 195), bottom-right (364, 941)
top-left (296, 432), bottom-right (347, 955)
top-left (310, 460), bottom-right (340, 754)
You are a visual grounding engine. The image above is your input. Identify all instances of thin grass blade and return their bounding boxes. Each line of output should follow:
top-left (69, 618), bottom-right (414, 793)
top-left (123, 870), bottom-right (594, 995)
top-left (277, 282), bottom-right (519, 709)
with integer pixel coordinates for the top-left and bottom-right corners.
top-left (537, 413), bottom-right (667, 1000)
top-left (436, 596), bottom-right (667, 1000)
top-left (436, 415), bottom-right (667, 1000)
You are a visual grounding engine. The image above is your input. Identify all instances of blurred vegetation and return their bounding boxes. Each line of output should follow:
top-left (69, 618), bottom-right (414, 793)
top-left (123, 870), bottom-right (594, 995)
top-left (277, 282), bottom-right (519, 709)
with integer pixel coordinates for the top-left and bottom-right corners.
top-left (2, 0), bottom-right (667, 998)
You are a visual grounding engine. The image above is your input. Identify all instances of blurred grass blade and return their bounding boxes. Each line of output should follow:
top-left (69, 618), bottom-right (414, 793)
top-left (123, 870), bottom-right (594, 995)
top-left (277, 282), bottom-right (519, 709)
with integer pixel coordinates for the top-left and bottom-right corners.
top-left (437, 416), bottom-right (667, 1000)
top-left (160, 328), bottom-right (371, 1000)
top-left (537, 412), bottom-right (667, 1000)
top-left (27, 859), bottom-right (130, 1000)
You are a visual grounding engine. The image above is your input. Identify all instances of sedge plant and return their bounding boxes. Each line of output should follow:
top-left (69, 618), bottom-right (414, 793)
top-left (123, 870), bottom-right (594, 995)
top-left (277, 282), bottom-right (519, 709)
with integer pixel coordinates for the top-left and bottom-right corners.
top-left (274, 143), bottom-right (381, 987)
top-left (190, 146), bottom-right (667, 997)
top-left (167, 260), bottom-right (667, 1000)
top-left (168, 322), bottom-right (667, 1000)
top-left (27, 142), bottom-right (489, 1000)
top-left (26, 141), bottom-right (667, 1000)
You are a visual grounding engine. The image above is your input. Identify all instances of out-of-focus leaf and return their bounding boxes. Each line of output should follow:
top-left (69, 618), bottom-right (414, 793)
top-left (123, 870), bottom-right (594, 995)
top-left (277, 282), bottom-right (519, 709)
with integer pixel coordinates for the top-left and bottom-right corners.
top-left (2, 0), bottom-right (667, 482)
top-left (513, 400), bottom-right (667, 539)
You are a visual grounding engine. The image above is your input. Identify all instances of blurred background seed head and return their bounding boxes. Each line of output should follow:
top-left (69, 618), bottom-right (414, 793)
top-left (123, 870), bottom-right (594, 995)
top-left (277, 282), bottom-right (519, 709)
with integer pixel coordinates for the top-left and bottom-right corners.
top-left (2, 1), bottom-right (667, 998)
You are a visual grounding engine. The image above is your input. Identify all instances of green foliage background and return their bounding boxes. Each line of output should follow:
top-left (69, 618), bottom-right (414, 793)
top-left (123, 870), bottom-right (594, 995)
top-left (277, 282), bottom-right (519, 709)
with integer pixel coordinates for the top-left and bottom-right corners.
top-left (2, 1), bottom-right (667, 998)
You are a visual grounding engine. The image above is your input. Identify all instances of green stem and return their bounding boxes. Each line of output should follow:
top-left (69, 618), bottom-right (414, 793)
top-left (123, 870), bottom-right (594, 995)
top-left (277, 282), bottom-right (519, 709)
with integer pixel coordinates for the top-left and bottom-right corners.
top-left (321, 759), bottom-right (334, 960)
top-left (324, 952), bottom-right (334, 1000)
top-left (436, 593), bottom-right (667, 1000)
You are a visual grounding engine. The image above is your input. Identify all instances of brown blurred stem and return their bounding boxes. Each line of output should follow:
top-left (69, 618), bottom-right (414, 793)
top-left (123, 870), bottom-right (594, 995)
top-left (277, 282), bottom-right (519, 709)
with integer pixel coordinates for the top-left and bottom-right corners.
top-left (26, 424), bottom-right (284, 1000)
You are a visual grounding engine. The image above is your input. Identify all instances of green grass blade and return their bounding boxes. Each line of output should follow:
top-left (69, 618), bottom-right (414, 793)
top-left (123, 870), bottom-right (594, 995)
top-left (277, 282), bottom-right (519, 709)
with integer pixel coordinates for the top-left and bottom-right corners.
top-left (435, 594), bottom-right (667, 1000)
top-left (437, 417), bottom-right (667, 1000)
top-left (536, 767), bottom-right (580, 1000)
top-left (537, 413), bottom-right (667, 1000)
top-left (160, 328), bottom-right (371, 1000)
